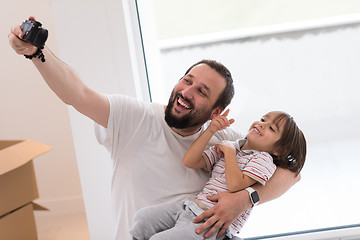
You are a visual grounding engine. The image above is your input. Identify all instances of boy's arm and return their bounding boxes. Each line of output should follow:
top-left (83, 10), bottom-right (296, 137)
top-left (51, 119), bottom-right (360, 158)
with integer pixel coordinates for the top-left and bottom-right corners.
top-left (218, 141), bottom-right (257, 192)
top-left (183, 128), bottom-right (214, 169)
top-left (183, 109), bottom-right (234, 169)
top-left (8, 17), bottom-right (109, 128)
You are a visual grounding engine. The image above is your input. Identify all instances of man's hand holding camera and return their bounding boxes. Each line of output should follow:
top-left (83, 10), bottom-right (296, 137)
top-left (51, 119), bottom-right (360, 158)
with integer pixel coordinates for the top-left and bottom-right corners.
top-left (9, 16), bottom-right (48, 62)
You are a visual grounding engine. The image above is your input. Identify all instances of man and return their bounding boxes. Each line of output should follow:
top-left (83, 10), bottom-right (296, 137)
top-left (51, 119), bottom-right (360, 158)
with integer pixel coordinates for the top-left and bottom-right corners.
top-left (9, 17), bottom-right (300, 240)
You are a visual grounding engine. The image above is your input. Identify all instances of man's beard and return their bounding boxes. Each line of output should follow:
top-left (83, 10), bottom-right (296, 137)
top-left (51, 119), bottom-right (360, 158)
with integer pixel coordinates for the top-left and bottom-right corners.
top-left (165, 92), bottom-right (213, 129)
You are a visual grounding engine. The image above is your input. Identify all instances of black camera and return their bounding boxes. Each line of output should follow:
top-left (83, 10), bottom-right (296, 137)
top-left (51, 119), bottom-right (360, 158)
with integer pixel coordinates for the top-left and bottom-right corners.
top-left (20, 19), bottom-right (48, 49)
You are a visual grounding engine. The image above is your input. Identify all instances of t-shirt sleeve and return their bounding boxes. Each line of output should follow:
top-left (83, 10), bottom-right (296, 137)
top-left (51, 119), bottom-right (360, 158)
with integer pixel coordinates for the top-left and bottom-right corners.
top-left (242, 152), bottom-right (277, 185)
top-left (94, 94), bottom-right (153, 159)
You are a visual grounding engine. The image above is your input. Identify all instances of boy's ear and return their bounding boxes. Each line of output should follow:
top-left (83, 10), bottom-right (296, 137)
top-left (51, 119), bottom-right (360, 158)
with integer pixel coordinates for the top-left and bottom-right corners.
top-left (209, 107), bottom-right (223, 120)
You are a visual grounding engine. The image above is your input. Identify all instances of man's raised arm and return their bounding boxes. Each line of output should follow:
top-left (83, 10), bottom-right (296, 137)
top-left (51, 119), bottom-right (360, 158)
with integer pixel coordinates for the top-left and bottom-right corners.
top-left (8, 17), bottom-right (109, 128)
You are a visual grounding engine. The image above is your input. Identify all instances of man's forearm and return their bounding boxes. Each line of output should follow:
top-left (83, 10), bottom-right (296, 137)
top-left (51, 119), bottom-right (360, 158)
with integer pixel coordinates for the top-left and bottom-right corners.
top-left (31, 46), bottom-right (109, 128)
top-left (32, 46), bottom-right (87, 107)
top-left (252, 168), bottom-right (300, 204)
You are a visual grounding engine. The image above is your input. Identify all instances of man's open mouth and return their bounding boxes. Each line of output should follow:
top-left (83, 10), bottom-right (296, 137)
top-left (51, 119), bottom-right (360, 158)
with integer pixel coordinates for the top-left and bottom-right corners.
top-left (173, 94), bottom-right (193, 113)
top-left (177, 97), bottom-right (191, 109)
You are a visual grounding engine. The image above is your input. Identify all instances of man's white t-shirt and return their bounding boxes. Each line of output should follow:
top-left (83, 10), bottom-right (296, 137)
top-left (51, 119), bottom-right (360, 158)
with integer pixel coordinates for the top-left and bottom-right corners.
top-left (95, 94), bottom-right (242, 240)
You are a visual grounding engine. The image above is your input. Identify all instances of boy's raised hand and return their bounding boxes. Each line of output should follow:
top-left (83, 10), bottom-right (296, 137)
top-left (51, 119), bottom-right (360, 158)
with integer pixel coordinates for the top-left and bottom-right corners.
top-left (208, 109), bottom-right (235, 133)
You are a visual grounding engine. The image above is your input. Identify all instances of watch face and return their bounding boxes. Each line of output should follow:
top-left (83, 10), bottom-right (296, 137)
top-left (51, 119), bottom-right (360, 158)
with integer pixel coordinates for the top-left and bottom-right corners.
top-left (251, 191), bottom-right (260, 204)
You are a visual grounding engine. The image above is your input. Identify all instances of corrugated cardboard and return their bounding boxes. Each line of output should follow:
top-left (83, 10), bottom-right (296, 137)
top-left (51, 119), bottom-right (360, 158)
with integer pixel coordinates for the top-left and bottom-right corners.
top-left (0, 203), bottom-right (38, 240)
top-left (0, 140), bottom-right (52, 238)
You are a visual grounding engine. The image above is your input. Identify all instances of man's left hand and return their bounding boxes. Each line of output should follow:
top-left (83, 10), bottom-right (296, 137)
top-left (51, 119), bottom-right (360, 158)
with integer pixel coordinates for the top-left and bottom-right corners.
top-left (193, 191), bottom-right (251, 238)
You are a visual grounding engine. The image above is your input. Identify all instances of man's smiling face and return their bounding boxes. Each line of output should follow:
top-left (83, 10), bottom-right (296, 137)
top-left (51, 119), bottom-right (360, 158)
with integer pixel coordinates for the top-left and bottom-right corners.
top-left (165, 63), bottom-right (226, 135)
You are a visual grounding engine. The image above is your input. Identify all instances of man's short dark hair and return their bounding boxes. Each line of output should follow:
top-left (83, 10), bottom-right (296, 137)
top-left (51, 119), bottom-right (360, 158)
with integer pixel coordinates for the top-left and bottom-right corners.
top-left (184, 59), bottom-right (234, 111)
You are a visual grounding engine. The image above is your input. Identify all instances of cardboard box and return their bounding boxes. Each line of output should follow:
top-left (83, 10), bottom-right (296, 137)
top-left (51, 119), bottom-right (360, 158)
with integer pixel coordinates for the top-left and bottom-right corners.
top-left (0, 203), bottom-right (47, 240)
top-left (0, 140), bottom-right (52, 239)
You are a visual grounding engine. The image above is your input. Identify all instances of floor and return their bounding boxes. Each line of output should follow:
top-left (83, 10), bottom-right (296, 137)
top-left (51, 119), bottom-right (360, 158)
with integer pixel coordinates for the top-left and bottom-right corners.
top-left (35, 211), bottom-right (90, 240)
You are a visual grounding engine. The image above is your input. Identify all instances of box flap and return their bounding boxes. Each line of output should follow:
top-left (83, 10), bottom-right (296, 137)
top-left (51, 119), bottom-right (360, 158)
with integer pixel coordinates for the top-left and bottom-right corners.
top-left (0, 140), bottom-right (52, 175)
top-left (32, 202), bottom-right (49, 211)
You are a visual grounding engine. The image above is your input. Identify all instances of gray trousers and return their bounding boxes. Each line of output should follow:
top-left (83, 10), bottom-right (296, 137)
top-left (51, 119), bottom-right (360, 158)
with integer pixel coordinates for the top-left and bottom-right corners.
top-left (130, 201), bottom-right (226, 240)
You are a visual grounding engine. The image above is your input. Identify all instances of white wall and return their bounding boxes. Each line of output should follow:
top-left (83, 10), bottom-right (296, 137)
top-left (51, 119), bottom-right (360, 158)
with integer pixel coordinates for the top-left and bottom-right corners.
top-left (49, 0), bottom-right (149, 238)
top-left (0, 0), bottom-right (85, 217)
top-left (2, 0), bottom-right (148, 239)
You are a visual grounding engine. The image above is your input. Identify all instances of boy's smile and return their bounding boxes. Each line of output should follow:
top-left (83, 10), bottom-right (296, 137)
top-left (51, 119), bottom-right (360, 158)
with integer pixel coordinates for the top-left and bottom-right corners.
top-left (243, 112), bottom-right (285, 155)
top-left (252, 126), bottom-right (262, 136)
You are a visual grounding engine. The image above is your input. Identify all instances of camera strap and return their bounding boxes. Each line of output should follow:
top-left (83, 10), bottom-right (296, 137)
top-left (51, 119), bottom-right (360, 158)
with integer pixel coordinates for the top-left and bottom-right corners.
top-left (24, 46), bottom-right (45, 62)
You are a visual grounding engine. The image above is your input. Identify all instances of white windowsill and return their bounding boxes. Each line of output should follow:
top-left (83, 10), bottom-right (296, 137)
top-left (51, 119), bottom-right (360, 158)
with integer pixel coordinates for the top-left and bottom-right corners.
top-left (158, 13), bottom-right (360, 50)
top-left (244, 225), bottom-right (360, 240)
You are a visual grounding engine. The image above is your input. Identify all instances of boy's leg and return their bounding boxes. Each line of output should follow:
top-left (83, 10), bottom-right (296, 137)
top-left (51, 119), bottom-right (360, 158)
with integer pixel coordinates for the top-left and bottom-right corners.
top-left (129, 201), bottom-right (184, 240)
top-left (150, 206), bottom-right (226, 240)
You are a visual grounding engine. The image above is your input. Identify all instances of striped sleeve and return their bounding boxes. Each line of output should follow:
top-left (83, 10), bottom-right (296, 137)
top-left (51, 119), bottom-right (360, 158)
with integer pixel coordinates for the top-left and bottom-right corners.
top-left (242, 152), bottom-right (276, 185)
top-left (202, 145), bottom-right (220, 172)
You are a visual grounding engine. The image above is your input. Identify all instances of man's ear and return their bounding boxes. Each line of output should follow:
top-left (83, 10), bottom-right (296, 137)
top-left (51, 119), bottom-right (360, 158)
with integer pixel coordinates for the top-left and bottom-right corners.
top-left (209, 107), bottom-right (223, 120)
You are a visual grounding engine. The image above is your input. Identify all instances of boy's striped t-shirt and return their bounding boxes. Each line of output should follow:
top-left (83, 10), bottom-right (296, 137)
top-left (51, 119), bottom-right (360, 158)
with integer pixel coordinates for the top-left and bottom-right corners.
top-left (197, 139), bottom-right (276, 235)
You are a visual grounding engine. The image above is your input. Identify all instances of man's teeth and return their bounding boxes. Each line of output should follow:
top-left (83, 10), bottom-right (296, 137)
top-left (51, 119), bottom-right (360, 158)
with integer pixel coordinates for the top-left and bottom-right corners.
top-left (178, 98), bottom-right (190, 109)
top-left (254, 128), bottom-right (261, 135)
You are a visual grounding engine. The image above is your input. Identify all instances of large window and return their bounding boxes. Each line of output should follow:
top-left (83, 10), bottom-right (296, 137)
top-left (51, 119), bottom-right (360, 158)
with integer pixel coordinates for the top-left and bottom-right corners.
top-left (137, 1), bottom-right (360, 238)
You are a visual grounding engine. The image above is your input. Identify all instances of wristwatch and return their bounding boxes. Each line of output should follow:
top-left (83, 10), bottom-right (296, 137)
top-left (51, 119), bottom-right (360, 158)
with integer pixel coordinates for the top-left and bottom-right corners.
top-left (245, 187), bottom-right (260, 207)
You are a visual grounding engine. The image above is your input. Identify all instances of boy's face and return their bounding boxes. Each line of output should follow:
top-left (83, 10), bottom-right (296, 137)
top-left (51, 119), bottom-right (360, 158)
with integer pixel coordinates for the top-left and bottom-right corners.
top-left (246, 112), bottom-right (285, 155)
top-left (165, 63), bottom-right (226, 132)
